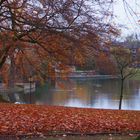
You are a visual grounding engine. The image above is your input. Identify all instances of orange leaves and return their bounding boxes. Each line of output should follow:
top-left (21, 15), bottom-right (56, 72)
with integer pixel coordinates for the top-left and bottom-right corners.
top-left (0, 104), bottom-right (140, 136)
top-left (0, 0), bottom-right (119, 84)
top-left (96, 52), bottom-right (117, 75)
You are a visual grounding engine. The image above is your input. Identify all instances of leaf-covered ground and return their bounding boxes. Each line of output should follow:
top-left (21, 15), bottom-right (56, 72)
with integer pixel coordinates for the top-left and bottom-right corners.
top-left (0, 103), bottom-right (140, 136)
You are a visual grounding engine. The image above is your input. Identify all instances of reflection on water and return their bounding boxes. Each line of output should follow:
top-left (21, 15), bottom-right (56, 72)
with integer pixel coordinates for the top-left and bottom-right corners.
top-left (7, 78), bottom-right (140, 110)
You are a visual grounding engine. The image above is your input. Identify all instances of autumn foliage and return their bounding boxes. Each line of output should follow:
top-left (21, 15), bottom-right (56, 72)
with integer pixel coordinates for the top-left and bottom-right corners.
top-left (0, 0), bottom-right (119, 85)
top-left (0, 104), bottom-right (140, 136)
top-left (96, 52), bottom-right (117, 75)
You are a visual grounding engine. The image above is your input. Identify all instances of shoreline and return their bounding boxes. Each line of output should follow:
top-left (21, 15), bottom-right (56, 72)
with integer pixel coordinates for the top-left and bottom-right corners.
top-left (0, 133), bottom-right (139, 139)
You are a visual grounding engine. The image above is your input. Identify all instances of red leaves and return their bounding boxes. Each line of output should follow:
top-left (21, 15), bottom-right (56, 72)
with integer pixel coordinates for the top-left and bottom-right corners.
top-left (0, 104), bottom-right (140, 136)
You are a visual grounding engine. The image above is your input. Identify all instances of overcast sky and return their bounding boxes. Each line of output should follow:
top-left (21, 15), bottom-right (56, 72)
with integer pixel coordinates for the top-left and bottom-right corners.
top-left (113, 0), bottom-right (140, 39)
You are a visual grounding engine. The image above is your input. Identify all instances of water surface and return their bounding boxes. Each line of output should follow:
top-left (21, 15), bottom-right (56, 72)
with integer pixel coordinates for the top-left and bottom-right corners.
top-left (3, 78), bottom-right (140, 110)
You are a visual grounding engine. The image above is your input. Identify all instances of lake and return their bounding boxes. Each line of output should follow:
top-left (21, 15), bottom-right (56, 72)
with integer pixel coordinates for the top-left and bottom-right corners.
top-left (2, 78), bottom-right (140, 110)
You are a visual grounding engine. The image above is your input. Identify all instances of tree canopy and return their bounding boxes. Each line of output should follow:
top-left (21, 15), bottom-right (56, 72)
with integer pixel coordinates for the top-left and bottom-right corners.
top-left (0, 0), bottom-right (119, 84)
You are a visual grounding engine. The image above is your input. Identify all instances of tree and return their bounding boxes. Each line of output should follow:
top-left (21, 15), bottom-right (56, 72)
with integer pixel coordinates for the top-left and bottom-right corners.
top-left (111, 47), bottom-right (138, 110)
top-left (96, 52), bottom-right (117, 75)
top-left (0, 0), bottom-right (118, 86)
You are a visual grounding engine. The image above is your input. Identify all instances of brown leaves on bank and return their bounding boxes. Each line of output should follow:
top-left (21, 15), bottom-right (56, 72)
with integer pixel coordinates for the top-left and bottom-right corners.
top-left (0, 104), bottom-right (140, 136)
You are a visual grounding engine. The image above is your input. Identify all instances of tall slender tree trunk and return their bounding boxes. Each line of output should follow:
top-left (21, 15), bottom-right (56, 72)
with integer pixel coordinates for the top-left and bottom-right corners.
top-left (8, 55), bottom-right (15, 88)
top-left (7, 54), bottom-right (16, 103)
top-left (48, 62), bottom-right (56, 87)
top-left (119, 79), bottom-right (124, 110)
top-left (50, 66), bottom-right (56, 87)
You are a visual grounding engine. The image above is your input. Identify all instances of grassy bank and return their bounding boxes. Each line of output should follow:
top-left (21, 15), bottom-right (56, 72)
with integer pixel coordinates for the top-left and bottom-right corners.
top-left (129, 68), bottom-right (140, 80)
top-left (130, 73), bottom-right (140, 80)
top-left (0, 104), bottom-right (140, 136)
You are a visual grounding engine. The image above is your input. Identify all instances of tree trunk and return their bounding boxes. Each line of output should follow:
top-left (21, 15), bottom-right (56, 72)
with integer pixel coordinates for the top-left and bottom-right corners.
top-left (7, 55), bottom-right (16, 103)
top-left (48, 62), bottom-right (56, 87)
top-left (49, 68), bottom-right (56, 88)
top-left (119, 79), bottom-right (124, 110)
top-left (8, 55), bottom-right (15, 88)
